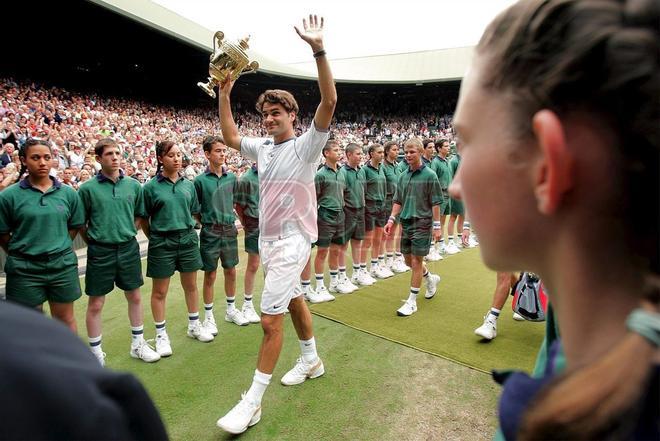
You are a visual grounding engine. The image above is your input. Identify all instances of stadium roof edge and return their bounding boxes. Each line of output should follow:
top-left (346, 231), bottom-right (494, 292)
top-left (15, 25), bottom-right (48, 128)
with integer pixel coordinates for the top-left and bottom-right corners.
top-left (90, 0), bottom-right (470, 84)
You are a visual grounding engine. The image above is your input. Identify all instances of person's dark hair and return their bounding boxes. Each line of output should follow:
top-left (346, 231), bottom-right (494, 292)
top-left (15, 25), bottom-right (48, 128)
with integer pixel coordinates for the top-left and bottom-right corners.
top-left (477, 0), bottom-right (659, 439)
top-left (94, 138), bottom-right (117, 157)
top-left (255, 89), bottom-right (299, 115)
top-left (345, 143), bottom-right (361, 156)
top-left (19, 138), bottom-right (52, 179)
top-left (383, 141), bottom-right (398, 155)
top-left (155, 141), bottom-right (176, 175)
top-left (202, 135), bottom-right (225, 153)
top-left (421, 138), bottom-right (434, 149)
top-left (367, 143), bottom-right (383, 159)
top-left (435, 138), bottom-right (449, 153)
top-left (322, 139), bottom-right (339, 158)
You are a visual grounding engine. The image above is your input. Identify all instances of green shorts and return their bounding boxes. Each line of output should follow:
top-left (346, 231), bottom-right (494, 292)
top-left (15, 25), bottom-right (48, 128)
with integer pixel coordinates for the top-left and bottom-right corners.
top-left (343, 206), bottom-right (365, 242)
top-left (440, 190), bottom-right (451, 216)
top-left (5, 249), bottom-right (82, 307)
top-left (86, 238), bottom-right (144, 296)
top-left (365, 203), bottom-right (388, 231)
top-left (200, 224), bottom-right (239, 271)
top-left (450, 197), bottom-right (464, 216)
top-left (146, 229), bottom-right (202, 278)
top-left (243, 216), bottom-right (259, 255)
top-left (400, 218), bottom-right (433, 257)
top-left (316, 207), bottom-right (346, 248)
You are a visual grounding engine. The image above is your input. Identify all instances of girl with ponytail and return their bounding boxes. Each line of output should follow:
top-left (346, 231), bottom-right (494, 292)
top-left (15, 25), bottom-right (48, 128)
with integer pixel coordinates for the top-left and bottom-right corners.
top-left (141, 140), bottom-right (213, 358)
top-left (449, 0), bottom-right (659, 439)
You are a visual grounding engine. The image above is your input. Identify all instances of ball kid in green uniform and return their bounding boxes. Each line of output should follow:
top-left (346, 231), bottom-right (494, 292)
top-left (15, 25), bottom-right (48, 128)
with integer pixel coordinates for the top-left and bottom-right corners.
top-left (382, 141), bottom-right (409, 274)
top-left (446, 152), bottom-right (465, 253)
top-left (194, 136), bottom-right (260, 332)
top-left (234, 163), bottom-right (261, 323)
top-left (78, 138), bottom-right (160, 366)
top-left (358, 143), bottom-right (389, 280)
top-left (340, 143), bottom-right (369, 287)
top-left (430, 138), bottom-right (453, 253)
top-left (313, 140), bottom-right (351, 297)
top-left (0, 138), bottom-right (85, 332)
top-left (384, 138), bottom-right (442, 317)
top-left (142, 140), bottom-right (214, 357)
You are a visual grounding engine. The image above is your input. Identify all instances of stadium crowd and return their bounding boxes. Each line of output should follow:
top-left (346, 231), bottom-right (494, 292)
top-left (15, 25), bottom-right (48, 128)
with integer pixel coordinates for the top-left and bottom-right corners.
top-left (0, 77), bottom-right (456, 189)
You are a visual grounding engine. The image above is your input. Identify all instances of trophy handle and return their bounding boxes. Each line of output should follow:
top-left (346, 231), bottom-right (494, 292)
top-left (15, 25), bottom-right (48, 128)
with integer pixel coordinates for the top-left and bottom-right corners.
top-left (242, 61), bottom-right (259, 75)
top-left (213, 31), bottom-right (225, 52)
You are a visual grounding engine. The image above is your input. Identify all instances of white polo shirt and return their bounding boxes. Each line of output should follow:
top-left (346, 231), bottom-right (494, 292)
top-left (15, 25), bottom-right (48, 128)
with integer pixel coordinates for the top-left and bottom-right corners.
top-left (240, 124), bottom-right (329, 242)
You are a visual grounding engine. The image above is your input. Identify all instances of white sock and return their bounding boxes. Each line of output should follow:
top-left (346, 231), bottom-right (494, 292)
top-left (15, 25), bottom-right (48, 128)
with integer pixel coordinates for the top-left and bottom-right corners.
top-left (245, 369), bottom-right (272, 404)
top-left (315, 273), bottom-right (325, 288)
top-left (301, 280), bottom-right (311, 294)
top-left (300, 337), bottom-right (318, 363)
top-left (244, 295), bottom-right (253, 306)
top-left (226, 297), bottom-right (236, 313)
top-left (155, 320), bottom-right (167, 336)
top-left (131, 326), bottom-right (144, 344)
top-left (330, 270), bottom-right (338, 285)
top-left (489, 308), bottom-right (501, 319)
top-left (408, 287), bottom-right (420, 304)
top-left (204, 303), bottom-right (214, 319)
top-left (89, 335), bottom-right (102, 353)
top-left (188, 313), bottom-right (200, 328)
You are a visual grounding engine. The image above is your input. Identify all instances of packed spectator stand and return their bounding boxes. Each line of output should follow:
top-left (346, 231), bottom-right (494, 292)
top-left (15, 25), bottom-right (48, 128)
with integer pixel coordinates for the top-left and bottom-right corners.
top-left (0, 77), bottom-right (457, 189)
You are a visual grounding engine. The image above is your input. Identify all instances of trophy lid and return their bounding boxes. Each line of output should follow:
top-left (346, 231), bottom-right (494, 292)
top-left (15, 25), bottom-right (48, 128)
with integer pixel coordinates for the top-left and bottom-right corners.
top-left (239, 36), bottom-right (251, 51)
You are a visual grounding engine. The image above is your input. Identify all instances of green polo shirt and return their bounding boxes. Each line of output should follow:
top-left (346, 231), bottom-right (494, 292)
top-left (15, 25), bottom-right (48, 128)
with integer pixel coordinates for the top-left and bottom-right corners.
top-left (383, 159), bottom-right (399, 199)
top-left (143, 174), bottom-right (200, 233)
top-left (0, 177), bottom-right (85, 255)
top-left (431, 156), bottom-right (453, 189)
top-left (78, 172), bottom-right (145, 244)
top-left (193, 167), bottom-right (237, 226)
top-left (396, 159), bottom-right (410, 174)
top-left (393, 164), bottom-right (443, 220)
top-left (236, 166), bottom-right (259, 218)
top-left (449, 154), bottom-right (461, 177)
top-left (359, 162), bottom-right (387, 207)
top-left (315, 163), bottom-right (345, 212)
top-left (341, 164), bottom-right (365, 209)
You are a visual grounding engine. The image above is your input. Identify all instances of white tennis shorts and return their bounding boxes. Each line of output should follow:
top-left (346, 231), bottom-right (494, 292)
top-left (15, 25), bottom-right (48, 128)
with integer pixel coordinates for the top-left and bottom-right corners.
top-left (259, 233), bottom-right (311, 315)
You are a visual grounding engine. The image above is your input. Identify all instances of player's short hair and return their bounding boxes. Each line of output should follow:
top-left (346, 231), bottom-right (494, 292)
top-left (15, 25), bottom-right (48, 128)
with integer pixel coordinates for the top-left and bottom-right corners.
top-left (255, 89), bottom-right (299, 115)
top-left (421, 138), bottom-right (434, 148)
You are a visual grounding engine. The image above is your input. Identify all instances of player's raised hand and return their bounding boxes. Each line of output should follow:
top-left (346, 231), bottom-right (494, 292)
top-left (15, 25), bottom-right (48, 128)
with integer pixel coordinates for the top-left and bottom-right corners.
top-left (294, 15), bottom-right (324, 52)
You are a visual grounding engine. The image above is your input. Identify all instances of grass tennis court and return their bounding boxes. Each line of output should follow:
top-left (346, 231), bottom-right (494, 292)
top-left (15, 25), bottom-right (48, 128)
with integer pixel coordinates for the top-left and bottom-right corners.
top-left (310, 247), bottom-right (546, 373)
top-left (64, 239), bottom-right (544, 440)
